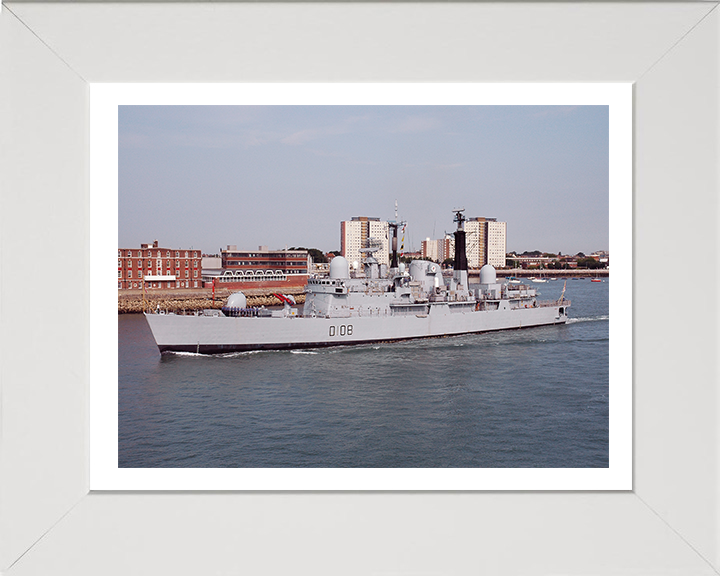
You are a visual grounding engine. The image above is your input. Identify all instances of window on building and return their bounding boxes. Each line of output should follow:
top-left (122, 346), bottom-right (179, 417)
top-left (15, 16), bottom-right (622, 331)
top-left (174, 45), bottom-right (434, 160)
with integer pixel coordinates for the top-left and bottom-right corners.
top-left (128, 271), bottom-right (132, 278)
top-left (194, 281), bottom-right (198, 288)
top-left (185, 251), bottom-right (188, 258)
top-left (194, 270), bottom-right (198, 278)
top-left (185, 271), bottom-right (189, 278)
top-left (166, 251), bottom-right (170, 257)
top-left (118, 270), bottom-right (122, 278)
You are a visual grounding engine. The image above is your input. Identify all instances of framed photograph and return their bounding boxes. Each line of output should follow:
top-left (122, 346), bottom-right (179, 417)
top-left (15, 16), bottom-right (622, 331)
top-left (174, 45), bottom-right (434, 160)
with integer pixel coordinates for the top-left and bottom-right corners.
top-left (93, 83), bottom-right (631, 492)
top-left (2, 2), bottom-right (718, 574)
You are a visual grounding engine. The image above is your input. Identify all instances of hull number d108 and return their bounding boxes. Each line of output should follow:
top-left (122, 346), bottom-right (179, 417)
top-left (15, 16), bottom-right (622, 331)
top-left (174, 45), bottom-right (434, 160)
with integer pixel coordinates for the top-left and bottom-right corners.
top-left (329, 324), bottom-right (353, 337)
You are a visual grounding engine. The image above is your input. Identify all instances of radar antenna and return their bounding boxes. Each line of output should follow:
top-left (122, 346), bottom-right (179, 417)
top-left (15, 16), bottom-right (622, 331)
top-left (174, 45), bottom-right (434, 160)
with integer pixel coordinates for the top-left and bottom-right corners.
top-left (359, 237), bottom-right (383, 255)
top-left (452, 207), bottom-right (466, 230)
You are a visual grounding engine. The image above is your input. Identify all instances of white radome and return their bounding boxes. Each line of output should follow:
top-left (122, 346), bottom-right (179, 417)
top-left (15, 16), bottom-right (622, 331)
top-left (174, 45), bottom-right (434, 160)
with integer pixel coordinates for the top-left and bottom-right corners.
top-left (329, 256), bottom-right (350, 279)
top-left (226, 292), bottom-right (247, 309)
top-left (479, 264), bottom-right (497, 284)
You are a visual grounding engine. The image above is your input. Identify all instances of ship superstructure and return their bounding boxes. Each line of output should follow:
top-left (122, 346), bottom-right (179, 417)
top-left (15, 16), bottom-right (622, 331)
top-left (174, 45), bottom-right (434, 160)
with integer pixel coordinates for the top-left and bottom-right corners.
top-left (144, 210), bottom-right (570, 354)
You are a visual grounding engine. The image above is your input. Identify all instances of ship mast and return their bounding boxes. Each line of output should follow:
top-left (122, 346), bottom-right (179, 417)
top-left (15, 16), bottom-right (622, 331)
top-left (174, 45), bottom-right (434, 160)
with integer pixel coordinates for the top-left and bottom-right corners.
top-left (452, 208), bottom-right (468, 290)
top-left (388, 199), bottom-right (406, 271)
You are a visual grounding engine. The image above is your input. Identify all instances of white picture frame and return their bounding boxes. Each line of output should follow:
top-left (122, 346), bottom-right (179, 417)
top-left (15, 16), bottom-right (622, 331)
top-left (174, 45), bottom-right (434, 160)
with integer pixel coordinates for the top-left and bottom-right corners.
top-left (1, 2), bottom-right (718, 574)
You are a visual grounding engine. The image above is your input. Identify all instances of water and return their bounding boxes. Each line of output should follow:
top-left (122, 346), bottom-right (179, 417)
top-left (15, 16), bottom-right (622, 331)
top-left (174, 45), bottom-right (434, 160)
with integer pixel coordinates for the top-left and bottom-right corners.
top-left (119, 279), bottom-right (609, 468)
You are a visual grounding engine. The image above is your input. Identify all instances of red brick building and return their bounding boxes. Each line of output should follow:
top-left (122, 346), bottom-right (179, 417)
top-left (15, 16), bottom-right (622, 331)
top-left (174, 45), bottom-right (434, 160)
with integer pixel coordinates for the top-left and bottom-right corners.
top-left (202, 246), bottom-right (310, 290)
top-left (118, 240), bottom-right (202, 290)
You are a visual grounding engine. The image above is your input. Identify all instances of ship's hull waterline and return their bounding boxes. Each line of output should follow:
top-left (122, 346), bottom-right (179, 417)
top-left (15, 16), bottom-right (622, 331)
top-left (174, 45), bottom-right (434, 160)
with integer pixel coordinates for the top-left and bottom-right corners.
top-left (145, 304), bottom-right (568, 354)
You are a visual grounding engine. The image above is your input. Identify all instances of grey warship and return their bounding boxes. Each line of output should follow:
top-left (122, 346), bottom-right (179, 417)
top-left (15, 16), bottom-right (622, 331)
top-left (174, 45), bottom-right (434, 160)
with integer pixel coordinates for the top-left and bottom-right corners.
top-left (144, 210), bottom-right (570, 354)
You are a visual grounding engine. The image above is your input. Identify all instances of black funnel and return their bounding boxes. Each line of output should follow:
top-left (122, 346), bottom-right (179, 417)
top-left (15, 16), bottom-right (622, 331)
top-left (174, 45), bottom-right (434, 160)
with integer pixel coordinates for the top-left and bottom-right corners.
top-left (454, 229), bottom-right (468, 271)
top-left (390, 224), bottom-right (399, 268)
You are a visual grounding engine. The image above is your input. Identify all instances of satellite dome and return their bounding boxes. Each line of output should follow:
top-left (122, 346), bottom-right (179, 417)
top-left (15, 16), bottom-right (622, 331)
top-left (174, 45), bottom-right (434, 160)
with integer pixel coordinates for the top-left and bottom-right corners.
top-left (329, 256), bottom-right (350, 279)
top-left (479, 264), bottom-right (497, 284)
top-left (226, 292), bottom-right (247, 309)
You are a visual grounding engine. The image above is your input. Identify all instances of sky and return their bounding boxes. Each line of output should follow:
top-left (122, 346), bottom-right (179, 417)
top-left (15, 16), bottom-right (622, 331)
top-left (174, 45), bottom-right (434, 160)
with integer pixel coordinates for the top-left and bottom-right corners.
top-left (119, 105), bottom-right (609, 256)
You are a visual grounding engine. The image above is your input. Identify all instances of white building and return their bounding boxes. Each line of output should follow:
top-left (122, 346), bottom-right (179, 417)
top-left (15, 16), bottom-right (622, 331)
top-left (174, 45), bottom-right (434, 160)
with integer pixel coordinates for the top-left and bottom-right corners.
top-left (341, 216), bottom-right (390, 267)
top-left (421, 237), bottom-right (438, 261)
top-left (464, 218), bottom-right (487, 268)
top-left (422, 235), bottom-right (454, 263)
top-left (486, 220), bottom-right (507, 267)
top-left (465, 217), bottom-right (507, 268)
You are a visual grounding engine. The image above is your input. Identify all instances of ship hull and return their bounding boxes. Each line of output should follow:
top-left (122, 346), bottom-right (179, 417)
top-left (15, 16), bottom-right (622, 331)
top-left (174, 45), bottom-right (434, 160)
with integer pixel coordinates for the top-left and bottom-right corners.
top-left (145, 305), bottom-right (568, 354)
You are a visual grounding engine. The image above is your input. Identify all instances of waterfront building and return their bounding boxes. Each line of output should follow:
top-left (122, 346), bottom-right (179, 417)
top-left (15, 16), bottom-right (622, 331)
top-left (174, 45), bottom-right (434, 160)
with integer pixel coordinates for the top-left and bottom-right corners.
top-left (201, 255), bottom-right (222, 273)
top-left (201, 245), bottom-right (311, 290)
top-left (506, 255), bottom-right (556, 269)
top-left (486, 220), bottom-right (507, 267)
top-left (464, 218), bottom-right (487, 268)
top-left (118, 240), bottom-right (202, 290)
top-left (341, 217), bottom-right (390, 268)
top-left (466, 217), bottom-right (506, 268)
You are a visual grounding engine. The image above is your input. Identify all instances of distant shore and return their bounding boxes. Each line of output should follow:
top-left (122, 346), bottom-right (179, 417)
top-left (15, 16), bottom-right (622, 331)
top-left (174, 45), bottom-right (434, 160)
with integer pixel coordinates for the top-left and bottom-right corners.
top-left (493, 269), bottom-right (609, 278)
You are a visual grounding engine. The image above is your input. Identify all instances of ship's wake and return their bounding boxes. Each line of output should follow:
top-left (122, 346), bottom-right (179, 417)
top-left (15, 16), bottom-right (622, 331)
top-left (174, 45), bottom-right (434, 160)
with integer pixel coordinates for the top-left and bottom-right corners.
top-left (567, 314), bottom-right (609, 324)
